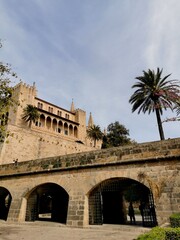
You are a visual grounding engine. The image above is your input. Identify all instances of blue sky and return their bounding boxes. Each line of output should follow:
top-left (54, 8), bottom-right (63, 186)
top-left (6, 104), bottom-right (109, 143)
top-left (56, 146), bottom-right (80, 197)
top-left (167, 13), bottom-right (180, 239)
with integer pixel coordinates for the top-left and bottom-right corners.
top-left (0, 0), bottom-right (180, 143)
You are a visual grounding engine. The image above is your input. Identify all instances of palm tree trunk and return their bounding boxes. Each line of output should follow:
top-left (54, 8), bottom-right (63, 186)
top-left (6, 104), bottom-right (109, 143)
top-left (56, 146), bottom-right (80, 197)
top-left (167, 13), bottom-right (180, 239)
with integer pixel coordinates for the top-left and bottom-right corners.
top-left (155, 108), bottom-right (165, 140)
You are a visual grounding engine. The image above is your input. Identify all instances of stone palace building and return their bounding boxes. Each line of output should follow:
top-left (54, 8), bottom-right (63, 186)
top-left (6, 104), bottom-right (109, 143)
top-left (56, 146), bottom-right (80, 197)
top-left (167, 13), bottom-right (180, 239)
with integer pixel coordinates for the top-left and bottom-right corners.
top-left (0, 82), bottom-right (101, 165)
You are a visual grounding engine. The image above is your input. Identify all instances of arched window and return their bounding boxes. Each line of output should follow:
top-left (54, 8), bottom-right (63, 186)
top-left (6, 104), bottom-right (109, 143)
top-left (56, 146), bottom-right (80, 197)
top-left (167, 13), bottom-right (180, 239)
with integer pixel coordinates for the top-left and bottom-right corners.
top-left (52, 119), bottom-right (57, 132)
top-left (40, 114), bottom-right (45, 127)
top-left (64, 122), bottom-right (68, 135)
top-left (58, 121), bottom-right (63, 133)
top-left (46, 116), bottom-right (51, 130)
top-left (74, 126), bottom-right (78, 138)
top-left (69, 124), bottom-right (73, 136)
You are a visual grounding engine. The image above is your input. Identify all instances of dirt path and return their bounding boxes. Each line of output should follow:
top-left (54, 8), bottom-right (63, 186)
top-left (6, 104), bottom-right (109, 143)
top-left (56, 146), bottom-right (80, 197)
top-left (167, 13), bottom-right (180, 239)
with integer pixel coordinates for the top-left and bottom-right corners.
top-left (0, 221), bottom-right (148, 240)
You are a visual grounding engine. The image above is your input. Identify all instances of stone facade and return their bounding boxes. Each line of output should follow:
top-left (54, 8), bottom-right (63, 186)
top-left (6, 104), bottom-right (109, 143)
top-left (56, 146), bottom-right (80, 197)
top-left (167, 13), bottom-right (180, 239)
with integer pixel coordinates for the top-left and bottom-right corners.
top-left (0, 82), bottom-right (101, 164)
top-left (0, 138), bottom-right (179, 226)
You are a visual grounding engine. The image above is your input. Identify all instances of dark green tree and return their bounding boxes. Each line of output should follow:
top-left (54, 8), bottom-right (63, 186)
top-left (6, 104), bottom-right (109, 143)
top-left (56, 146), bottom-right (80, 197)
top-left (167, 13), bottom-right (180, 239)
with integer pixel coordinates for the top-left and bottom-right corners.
top-left (22, 104), bottom-right (40, 127)
top-left (87, 124), bottom-right (103, 147)
top-left (102, 121), bottom-right (132, 148)
top-left (129, 68), bottom-right (180, 140)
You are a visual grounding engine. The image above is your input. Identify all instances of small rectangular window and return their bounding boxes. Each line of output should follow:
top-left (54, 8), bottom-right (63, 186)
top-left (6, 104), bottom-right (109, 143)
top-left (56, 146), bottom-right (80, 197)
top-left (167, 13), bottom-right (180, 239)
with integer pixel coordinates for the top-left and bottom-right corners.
top-left (65, 114), bottom-right (69, 119)
top-left (38, 102), bottom-right (43, 109)
top-left (48, 107), bottom-right (53, 113)
top-left (57, 110), bottom-right (62, 116)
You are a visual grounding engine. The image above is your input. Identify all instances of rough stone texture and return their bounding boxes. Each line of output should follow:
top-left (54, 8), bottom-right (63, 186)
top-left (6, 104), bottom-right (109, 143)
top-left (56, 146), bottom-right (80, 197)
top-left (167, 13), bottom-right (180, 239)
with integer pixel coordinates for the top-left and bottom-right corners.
top-left (0, 125), bottom-right (95, 164)
top-left (0, 138), bottom-right (179, 227)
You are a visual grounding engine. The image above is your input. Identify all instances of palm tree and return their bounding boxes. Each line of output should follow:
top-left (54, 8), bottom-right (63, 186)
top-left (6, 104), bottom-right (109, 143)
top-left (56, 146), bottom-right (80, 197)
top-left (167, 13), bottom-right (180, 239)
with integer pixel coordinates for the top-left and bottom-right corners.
top-left (174, 99), bottom-right (180, 116)
top-left (22, 104), bottom-right (40, 127)
top-left (129, 68), bottom-right (180, 140)
top-left (87, 124), bottom-right (103, 147)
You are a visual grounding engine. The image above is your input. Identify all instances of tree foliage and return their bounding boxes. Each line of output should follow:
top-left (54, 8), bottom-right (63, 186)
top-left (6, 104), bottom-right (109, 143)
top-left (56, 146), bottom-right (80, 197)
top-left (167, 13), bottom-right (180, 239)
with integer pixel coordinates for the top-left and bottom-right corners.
top-left (0, 41), bottom-right (18, 141)
top-left (102, 121), bottom-right (132, 148)
top-left (175, 100), bottom-right (180, 116)
top-left (163, 99), bottom-right (180, 123)
top-left (129, 68), bottom-right (180, 140)
top-left (87, 124), bottom-right (103, 147)
top-left (22, 104), bottom-right (40, 127)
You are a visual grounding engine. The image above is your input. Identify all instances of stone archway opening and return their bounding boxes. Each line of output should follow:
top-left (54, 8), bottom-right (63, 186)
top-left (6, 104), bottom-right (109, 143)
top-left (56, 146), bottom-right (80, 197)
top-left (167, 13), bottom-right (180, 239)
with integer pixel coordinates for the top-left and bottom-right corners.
top-left (25, 183), bottom-right (69, 224)
top-left (89, 178), bottom-right (157, 227)
top-left (0, 187), bottom-right (12, 221)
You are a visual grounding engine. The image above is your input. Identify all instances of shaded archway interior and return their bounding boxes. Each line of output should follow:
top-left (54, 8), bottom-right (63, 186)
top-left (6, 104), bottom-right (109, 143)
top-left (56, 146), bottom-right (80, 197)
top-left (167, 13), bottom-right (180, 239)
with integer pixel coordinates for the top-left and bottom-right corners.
top-left (25, 183), bottom-right (69, 223)
top-left (0, 186), bottom-right (12, 221)
top-left (89, 178), bottom-right (157, 227)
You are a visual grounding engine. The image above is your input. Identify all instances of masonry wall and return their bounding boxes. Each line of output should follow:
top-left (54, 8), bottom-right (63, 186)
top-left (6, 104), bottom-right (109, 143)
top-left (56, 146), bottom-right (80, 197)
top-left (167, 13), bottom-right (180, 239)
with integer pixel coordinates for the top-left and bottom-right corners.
top-left (0, 124), bottom-right (95, 164)
top-left (0, 138), bottom-right (179, 226)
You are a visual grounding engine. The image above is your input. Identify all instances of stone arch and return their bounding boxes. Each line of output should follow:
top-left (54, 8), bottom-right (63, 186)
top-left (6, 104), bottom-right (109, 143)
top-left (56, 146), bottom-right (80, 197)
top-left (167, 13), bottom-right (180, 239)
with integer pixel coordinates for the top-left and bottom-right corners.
top-left (25, 182), bottom-right (69, 224)
top-left (88, 177), bottom-right (157, 227)
top-left (40, 114), bottom-right (45, 127)
top-left (46, 116), bottom-right (51, 130)
top-left (0, 187), bottom-right (12, 221)
top-left (74, 126), bottom-right (78, 138)
top-left (69, 124), bottom-right (73, 136)
top-left (58, 120), bottom-right (63, 133)
top-left (64, 122), bottom-right (68, 135)
top-left (52, 118), bottom-right (57, 132)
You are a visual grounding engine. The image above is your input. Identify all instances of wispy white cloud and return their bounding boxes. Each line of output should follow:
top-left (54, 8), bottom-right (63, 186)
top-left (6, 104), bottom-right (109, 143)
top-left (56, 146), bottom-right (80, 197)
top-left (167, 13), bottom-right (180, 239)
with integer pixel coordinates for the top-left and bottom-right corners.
top-left (0, 0), bottom-right (179, 142)
top-left (145, 0), bottom-right (180, 75)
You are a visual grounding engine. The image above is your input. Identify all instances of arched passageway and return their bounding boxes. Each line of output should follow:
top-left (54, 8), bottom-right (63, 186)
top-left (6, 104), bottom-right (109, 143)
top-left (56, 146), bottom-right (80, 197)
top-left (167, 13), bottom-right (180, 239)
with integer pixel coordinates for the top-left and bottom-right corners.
top-left (25, 183), bottom-right (69, 223)
top-left (0, 187), bottom-right (12, 221)
top-left (89, 178), bottom-right (157, 227)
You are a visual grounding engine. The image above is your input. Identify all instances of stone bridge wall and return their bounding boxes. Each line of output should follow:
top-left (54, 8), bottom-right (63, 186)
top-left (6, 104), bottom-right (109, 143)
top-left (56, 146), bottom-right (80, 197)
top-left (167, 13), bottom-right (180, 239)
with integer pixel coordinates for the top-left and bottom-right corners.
top-left (0, 138), bottom-right (179, 226)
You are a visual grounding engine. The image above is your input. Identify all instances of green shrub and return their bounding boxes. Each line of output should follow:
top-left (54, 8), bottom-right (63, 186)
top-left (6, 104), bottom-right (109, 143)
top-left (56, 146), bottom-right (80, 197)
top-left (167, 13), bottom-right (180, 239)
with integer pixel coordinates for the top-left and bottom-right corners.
top-left (136, 227), bottom-right (180, 240)
top-left (170, 213), bottom-right (180, 228)
top-left (165, 227), bottom-right (180, 240)
top-left (136, 227), bottom-right (165, 240)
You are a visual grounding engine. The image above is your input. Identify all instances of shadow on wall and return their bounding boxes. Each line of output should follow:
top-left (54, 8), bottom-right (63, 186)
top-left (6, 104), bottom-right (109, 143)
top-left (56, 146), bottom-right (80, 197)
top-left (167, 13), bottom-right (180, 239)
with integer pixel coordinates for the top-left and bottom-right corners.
top-left (25, 183), bottom-right (69, 223)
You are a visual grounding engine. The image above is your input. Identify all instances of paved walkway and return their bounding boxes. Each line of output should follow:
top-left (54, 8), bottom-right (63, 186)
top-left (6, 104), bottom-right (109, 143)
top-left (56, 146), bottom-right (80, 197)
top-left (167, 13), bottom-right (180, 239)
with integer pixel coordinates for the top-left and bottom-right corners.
top-left (0, 221), bottom-right (150, 240)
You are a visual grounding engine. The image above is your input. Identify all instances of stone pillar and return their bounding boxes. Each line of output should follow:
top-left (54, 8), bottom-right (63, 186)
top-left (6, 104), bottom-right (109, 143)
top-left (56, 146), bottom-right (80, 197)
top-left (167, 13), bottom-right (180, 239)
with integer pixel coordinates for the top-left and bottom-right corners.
top-left (7, 197), bottom-right (22, 222)
top-left (66, 192), bottom-right (85, 227)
